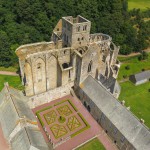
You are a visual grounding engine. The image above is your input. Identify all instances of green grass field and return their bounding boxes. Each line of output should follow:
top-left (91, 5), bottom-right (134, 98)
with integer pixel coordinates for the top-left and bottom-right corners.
top-left (118, 53), bottom-right (150, 128)
top-left (0, 75), bottom-right (24, 91)
top-left (128, 0), bottom-right (150, 11)
top-left (119, 81), bottom-right (150, 128)
top-left (0, 66), bottom-right (18, 72)
top-left (76, 138), bottom-right (105, 150)
top-left (117, 54), bottom-right (150, 81)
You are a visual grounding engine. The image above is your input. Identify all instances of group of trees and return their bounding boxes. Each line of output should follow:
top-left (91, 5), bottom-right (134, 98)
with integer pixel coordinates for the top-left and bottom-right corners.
top-left (0, 0), bottom-right (150, 67)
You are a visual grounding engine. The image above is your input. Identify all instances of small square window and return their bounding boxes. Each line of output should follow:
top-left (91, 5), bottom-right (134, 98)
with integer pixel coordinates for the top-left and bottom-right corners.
top-left (114, 128), bottom-right (117, 134)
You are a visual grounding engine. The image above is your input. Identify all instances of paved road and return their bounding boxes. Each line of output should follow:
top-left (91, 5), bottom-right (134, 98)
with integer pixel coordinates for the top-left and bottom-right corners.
top-left (0, 71), bottom-right (19, 76)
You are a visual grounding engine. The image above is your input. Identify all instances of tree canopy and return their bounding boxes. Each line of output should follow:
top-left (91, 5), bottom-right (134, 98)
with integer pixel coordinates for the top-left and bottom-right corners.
top-left (0, 0), bottom-right (149, 66)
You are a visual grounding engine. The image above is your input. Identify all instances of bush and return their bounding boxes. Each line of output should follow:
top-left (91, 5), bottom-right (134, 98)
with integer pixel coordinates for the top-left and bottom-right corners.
top-left (123, 75), bottom-right (127, 79)
top-left (125, 65), bottom-right (130, 70)
top-left (148, 89), bottom-right (150, 92)
top-left (138, 52), bottom-right (149, 61)
top-left (138, 54), bottom-right (143, 61)
top-left (142, 68), bottom-right (145, 71)
top-left (143, 51), bottom-right (148, 60)
top-left (58, 116), bottom-right (66, 123)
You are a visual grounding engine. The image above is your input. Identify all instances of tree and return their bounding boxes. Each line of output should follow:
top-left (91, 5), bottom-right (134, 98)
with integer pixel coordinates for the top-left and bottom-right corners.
top-left (0, 0), bottom-right (149, 68)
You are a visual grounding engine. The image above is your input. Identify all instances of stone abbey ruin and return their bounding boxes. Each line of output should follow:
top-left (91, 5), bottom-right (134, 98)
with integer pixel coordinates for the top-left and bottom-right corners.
top-left (0, 15), bottom-right (150, 150)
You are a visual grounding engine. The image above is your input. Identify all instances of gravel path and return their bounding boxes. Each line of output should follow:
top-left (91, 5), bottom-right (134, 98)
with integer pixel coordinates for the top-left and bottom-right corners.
top-left (118, 48), bottom-right (150, 58)
top-left (0, 71), bottom-right (19, 76)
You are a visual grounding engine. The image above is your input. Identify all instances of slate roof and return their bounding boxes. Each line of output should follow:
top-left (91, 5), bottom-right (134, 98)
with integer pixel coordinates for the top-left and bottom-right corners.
top-left (0, 84), bottom-right (49, 150)
top-left (11, 127), bottom-right (49, 150)
top-left (99, 74), bottom-right (120, 93)
top-left (134, 70), bottom-right (150, 82)
top-left (80, 76), bottom-right (150, 150)
top-left (0, 86), bottom-right (36, 139)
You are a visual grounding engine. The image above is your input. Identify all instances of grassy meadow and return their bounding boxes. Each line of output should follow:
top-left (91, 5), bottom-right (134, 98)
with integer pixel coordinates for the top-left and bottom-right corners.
top-left (0, 66), bottom-right (18, 72)
top-left (0, 75), bottom-right (23, 91)
top-left (128, 0), bottom-right (150, 11)
top-left (76, 138), bottom-right (105, 150)
top-left (118, 53), bottom-right (150, 128)
top-left (117, 53), bottom-right (150, 81)
top-left (119, 81), bottom-right (150, 128)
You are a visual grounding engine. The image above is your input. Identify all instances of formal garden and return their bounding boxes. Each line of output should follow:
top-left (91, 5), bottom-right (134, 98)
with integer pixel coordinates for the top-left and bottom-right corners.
top-left (36, 99), bottom-right (90, 143)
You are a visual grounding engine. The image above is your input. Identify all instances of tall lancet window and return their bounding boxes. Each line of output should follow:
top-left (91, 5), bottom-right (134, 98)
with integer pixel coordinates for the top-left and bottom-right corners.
top-left (88, 60), bottom-right (93, 73)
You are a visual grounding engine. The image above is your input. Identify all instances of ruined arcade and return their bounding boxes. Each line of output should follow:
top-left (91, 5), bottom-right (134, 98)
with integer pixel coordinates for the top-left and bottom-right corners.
top-left (16, 15), bottom-right (120, 98)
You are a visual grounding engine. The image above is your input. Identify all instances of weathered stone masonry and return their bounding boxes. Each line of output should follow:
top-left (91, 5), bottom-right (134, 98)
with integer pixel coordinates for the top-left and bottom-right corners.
top-left (16, 15), bottom-right (120, 97)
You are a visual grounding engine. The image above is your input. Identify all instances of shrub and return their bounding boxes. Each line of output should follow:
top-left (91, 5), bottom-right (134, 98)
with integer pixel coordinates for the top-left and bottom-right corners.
top-left (138, 54), bottom-right (142, 61)
top-left (138, 51), bottom-right (148, 61)
top-left (143, 51), bottom-right (148, 60)
top-left (123, 75), bottom-right (127, 79)
top-left (148, 89), bottom-right (150, 92)
top-left (125, 65), bottom-right (130, 70)
top-left (58, 116), bottom-right (66, 123)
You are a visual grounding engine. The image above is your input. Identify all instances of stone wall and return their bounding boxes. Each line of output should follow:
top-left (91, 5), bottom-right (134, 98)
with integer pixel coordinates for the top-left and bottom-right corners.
top-left (28, 82), bottom-right (73, 108)
top-left (16, 15), bottom-right (120, 97)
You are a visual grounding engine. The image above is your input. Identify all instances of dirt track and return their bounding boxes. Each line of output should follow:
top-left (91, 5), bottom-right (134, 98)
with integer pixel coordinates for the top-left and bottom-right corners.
top-left (118, 48), bottom-right (150, 58)
top-left (0, 71), bottom-right (19, 76)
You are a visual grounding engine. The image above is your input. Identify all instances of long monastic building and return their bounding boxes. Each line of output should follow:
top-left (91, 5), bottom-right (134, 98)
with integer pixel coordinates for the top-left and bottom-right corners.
top-left (0, 15), bottom-right (150, 150)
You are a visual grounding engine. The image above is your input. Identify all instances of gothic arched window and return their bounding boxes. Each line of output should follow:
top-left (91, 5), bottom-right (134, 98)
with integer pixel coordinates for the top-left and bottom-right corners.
top-left (88, 60), bottom-right (93, 73)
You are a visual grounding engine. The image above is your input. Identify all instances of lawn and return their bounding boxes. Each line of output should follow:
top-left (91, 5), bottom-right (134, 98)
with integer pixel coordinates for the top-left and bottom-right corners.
top-left (128, 0), bottom-right (150, 11)
top-left (119, 81), bottom-right (150, 128)
top-left (117, 53), bottom-right (150, 81)
top-left (76, 138), bottom-right (105, 150)
top-left (0, 66), bottom-right (18, 72)
top-left (0, 74), bottom-right (24, 91)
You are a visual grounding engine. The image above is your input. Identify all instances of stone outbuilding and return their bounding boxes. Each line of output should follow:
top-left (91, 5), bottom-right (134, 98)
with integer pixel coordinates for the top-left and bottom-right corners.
top-left (129, 70), bottom-right (150, 85)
